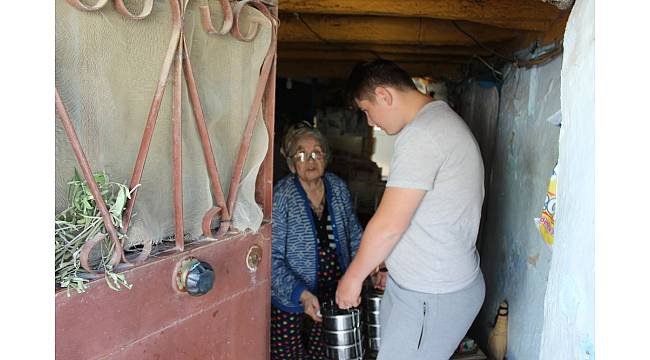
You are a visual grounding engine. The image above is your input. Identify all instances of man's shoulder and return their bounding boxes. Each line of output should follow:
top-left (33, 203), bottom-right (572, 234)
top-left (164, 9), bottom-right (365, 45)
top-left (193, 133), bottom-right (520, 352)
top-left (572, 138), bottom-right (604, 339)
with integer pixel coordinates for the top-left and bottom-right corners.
top-left (416, 101), bottom-right (474, 142)
top-left (418, 101), bottom-right (462, 126)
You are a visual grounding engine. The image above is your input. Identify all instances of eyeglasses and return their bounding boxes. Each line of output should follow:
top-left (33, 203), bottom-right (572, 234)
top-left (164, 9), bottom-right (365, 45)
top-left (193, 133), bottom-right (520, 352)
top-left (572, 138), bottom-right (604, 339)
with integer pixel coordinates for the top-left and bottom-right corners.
top-left (292, 151), bottom-right (325, 163)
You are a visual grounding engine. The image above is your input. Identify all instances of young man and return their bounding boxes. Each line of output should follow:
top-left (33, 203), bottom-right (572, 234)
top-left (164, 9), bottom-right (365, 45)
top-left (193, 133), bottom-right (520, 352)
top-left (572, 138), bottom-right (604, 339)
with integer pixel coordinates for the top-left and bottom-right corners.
top-left (336, 60), bottom-right (486, 360)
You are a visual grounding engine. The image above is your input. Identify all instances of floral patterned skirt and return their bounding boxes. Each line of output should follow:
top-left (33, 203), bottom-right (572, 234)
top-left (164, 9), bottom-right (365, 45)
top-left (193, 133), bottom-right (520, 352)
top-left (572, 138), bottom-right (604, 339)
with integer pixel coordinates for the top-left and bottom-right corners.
top-left (271, 233), bottom-right (343, 360)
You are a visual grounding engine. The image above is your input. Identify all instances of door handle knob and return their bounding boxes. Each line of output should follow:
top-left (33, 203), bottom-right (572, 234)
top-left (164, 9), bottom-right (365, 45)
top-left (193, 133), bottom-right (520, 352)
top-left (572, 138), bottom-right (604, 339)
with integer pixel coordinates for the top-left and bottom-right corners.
top-left (175, 257), bottom-right (215, 296)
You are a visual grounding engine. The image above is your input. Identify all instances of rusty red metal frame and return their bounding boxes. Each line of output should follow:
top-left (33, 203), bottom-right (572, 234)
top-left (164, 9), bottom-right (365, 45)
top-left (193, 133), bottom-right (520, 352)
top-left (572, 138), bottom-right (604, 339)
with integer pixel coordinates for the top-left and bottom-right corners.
top-left (197, 0), bottom-right (278, 237)
top-left (122, 0), bottom-right (183, 233)
top-left (224, 1), bottom-right (278, 222)
top-left (182, 33), bottom-right (231, 238)
top-left (55, 88), bottom-right (123, 271)
top-left (183, 0), bottom-right (232, 238)
top-left (59, 0), bottom-right (278, 269)
top-left (256, 4), bottom-right (278, 218)
top-left (172, 33), bottom-right (185, 251)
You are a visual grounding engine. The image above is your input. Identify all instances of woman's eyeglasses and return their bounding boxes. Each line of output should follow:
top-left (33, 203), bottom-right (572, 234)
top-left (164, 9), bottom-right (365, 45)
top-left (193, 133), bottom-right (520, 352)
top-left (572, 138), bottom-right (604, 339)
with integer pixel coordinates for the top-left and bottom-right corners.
top-left (293, 151), bottom-right (325, 163)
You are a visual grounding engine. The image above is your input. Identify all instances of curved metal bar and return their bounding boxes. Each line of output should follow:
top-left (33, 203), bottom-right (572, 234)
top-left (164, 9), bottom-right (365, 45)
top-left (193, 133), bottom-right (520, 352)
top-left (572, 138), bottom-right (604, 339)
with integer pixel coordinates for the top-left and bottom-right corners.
top-left (256, 3), bottom-right (278, 218)
top-left (113, 0), bottom-right (155, 20)
top-left (181, 36), bottom-right (232, 236)
top-left (55, 88), bottom-right (124, 270)
top-left (201, 206), bottom-right (223, 238)
top-left (230, 0), bottom-right (276, 42)
top-left (121, 235), bottom-right (154, 267)
top-left (172, 32), bottom-right (185, 251)
top-left (65, 0), bottom-right (110, 12)
top-left (63, 0), bottom-right (277, 257)
top-left (225, 1), bottom-right (278, 223)
top-left (122, 0), bottom-right (183, 233)
top-left (199, 0), bottom-right (233, 35)
top-left (79, 233), bottom-right (123, 273)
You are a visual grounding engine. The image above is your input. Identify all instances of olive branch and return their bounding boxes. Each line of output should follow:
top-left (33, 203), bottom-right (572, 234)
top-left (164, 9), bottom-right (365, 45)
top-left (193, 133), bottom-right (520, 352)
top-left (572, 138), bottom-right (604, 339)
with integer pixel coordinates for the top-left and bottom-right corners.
top-left (55, 169), bottom-right (139, 295)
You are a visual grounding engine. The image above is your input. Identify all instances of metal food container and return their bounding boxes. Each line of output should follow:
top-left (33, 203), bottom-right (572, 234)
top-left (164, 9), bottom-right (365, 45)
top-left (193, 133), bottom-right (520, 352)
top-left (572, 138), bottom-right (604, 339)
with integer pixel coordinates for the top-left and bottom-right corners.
top-left (321, 301), bottom-right (364, 359)
top-left (361, 283), bottom-right (384, 354)
top-left (364, 310), bottom-right (380, 325)
top-left (324, 342), bottom-right (364, 360)
top-left (322, 303), bottom-right (361, 331)
top-left (322, 327), bottom-right (362, 346)
top-left (364, 323), bottom-right (381, 338)
top-left (366, 336), bottom-right (381, 352)
top-left (363, 290), bottom-right (383, 313)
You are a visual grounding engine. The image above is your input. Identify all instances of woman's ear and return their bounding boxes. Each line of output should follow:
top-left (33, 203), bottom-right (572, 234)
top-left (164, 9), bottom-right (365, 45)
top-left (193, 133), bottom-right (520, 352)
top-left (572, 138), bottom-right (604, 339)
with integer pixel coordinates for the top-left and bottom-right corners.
top-left (288, 162), bottom-right (296, 174)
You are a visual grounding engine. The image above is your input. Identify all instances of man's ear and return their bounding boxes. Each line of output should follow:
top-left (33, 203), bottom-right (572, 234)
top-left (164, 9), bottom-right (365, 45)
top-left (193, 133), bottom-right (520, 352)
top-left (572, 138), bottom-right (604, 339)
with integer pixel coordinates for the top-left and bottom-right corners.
top-left (374, 86), bottom-right (393, 106)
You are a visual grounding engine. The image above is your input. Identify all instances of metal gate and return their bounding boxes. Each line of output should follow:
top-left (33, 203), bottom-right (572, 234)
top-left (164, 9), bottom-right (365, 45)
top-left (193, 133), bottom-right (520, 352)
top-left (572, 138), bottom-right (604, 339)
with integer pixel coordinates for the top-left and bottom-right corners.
top-left (55, 1), bottom-right (277, 358)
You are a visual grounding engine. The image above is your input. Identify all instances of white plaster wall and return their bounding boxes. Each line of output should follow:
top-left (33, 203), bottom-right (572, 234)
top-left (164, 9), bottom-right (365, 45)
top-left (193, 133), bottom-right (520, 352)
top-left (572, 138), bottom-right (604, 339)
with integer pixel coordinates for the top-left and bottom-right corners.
top-left (539, 0), bottom-right (595, 358)
top-left (465, 57), bottom-right (562, 358)
top-left (371, 129), bottom-right (397, 179)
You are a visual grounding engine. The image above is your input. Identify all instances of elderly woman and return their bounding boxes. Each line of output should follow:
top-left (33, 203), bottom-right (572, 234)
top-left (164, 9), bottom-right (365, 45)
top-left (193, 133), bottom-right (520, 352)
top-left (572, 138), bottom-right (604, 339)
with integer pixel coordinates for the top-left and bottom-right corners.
top-left (271, 124), bottom-right (363, 359)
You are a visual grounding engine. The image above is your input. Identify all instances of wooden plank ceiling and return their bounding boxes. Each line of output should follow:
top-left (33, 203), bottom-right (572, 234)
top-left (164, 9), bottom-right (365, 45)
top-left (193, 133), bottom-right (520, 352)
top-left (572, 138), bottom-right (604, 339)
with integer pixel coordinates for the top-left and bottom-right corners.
top-left (276, 0), bottom-right (570, 79)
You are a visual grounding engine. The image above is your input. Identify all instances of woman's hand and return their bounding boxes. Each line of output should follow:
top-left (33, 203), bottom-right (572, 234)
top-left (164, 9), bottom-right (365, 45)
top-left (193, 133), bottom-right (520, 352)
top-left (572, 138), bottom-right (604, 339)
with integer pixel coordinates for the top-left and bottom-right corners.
top-left (300, 290), bottom-right (322, 322)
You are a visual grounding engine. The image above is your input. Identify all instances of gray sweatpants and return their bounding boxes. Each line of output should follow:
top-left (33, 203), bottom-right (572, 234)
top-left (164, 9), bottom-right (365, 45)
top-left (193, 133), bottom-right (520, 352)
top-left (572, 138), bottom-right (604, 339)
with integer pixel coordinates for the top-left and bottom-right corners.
top-left (377, 272), bottom-right (485, 360)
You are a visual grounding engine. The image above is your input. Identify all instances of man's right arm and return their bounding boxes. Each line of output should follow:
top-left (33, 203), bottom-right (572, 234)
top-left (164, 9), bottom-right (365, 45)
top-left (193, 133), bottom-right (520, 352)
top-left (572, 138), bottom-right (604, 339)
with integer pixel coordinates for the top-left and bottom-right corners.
top-left (335, 186), bottom-right (426, 308)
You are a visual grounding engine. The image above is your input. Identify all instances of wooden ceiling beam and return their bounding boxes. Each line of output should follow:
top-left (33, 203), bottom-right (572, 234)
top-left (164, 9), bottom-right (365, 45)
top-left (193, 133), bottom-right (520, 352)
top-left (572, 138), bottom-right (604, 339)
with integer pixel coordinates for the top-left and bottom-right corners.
top-left (277, 60), bottom-right (465, 80)
top-left (278, 14), bottom-right (521, 46)
top-left (278, 0), bottom-right (564, 31)
top-left (279, 42), bottom-right (494, 57)
top-left (502, 9), bottom-right (571, 56)
top-left (278, 49), bottom-right (471, 64)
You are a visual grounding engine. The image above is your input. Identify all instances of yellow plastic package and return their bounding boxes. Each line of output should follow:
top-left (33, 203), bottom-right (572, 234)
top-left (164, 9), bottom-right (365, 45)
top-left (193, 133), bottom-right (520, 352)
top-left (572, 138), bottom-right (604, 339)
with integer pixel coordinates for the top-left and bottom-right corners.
top-left (535, 164), bottom-right (558, 245)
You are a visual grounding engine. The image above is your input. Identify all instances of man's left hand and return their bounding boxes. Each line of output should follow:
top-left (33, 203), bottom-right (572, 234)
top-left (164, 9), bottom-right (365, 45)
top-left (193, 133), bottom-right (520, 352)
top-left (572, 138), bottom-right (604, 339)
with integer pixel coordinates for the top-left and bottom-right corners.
top-left (372, 270), bottom-right (388, 291)
top-left (335, 273), bottom-right (362, 309)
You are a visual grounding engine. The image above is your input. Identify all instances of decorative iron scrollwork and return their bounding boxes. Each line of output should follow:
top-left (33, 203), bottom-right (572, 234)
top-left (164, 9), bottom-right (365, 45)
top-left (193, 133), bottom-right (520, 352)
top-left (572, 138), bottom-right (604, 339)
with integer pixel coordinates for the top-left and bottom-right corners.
top-left (200, 0), bottom-right (234, 35)
top-left (113, 0), bottom-right (155, 20)
top-left (56, 0), bottom-right (278, 270)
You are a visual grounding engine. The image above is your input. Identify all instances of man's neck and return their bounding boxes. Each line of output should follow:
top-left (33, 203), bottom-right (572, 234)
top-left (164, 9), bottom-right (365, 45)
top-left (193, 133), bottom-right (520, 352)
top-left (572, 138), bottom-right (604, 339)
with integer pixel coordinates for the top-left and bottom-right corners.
top-left (401, 91), bottom-right (434, 127)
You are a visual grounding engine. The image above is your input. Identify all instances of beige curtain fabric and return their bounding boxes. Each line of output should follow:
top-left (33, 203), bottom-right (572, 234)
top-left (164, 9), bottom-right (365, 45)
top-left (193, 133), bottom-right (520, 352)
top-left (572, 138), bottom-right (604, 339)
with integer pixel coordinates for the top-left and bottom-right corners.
top-left (55, 0), bottom-right (271, 246)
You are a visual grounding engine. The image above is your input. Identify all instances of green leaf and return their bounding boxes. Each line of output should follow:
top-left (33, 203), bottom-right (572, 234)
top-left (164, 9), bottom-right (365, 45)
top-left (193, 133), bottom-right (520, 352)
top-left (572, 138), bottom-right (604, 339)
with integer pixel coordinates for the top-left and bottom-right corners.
top-left (111, 189), bottom-right (127, 218)
top-left (73, 168), bottom-right (81, 182)
top-left (93, 171), bottom-right (107, 186)
top-left (56, 170), bottom-right (140, 294)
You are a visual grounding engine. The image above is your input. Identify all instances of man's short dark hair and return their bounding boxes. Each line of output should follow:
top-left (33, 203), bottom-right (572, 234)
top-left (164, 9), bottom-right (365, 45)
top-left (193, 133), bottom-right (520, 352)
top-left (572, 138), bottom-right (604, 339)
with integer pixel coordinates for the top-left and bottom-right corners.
top-left (345, 59), bottom-right (417, 109)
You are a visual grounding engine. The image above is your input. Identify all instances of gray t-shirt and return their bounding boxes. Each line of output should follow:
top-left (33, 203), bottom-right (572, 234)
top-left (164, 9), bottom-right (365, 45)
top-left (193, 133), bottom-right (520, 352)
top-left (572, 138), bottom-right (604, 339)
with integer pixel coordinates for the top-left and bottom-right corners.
top-left (385, 100), bottom-right (484, 294)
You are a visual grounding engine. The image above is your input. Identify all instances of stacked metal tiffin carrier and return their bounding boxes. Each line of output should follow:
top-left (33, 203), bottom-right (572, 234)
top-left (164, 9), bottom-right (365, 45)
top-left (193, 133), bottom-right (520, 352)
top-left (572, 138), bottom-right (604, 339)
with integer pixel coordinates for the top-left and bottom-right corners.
top-left (321, 300), bottom-right (364, 360)
top-left (362, 286), bottom-right (384, 353)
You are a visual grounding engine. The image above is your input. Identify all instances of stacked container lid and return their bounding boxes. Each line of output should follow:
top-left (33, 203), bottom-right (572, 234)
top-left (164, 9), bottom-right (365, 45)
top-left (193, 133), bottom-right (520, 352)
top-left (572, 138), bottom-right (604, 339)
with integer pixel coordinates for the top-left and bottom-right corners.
top-left (362, 287), bottom-right (384, 352)
top-left (321, 301), bottom-right (364, 360)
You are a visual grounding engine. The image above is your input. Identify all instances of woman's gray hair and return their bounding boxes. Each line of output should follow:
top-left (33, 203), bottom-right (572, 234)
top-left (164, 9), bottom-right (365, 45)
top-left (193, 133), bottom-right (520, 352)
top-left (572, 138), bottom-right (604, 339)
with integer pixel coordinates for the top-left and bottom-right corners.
top-left (280, 123), bottom-right (331, 170)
